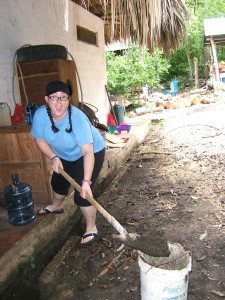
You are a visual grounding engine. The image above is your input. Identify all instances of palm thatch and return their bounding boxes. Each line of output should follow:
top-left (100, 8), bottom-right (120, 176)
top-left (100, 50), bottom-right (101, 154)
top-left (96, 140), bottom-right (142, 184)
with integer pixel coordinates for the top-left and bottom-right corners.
top-left (74, 0), bottom-right (189, 55)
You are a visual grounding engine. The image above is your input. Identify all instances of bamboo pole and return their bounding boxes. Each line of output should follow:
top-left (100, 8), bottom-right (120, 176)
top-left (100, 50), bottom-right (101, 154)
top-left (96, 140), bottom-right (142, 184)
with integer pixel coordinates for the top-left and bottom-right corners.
top-left (210, 37), bottom-right (220, 82)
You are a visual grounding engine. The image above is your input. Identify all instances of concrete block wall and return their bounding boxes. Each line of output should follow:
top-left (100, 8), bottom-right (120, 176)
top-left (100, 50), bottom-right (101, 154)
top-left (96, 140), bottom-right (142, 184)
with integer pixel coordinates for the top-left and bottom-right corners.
top-left (0, 0), bottom-right (109, 123)
top-left (71, 4), bottom-right (109, 123)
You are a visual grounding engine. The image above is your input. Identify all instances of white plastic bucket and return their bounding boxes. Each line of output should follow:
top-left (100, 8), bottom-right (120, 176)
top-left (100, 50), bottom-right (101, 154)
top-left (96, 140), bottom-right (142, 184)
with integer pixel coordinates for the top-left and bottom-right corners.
top-left (138, 243), bottom-right (192, 300)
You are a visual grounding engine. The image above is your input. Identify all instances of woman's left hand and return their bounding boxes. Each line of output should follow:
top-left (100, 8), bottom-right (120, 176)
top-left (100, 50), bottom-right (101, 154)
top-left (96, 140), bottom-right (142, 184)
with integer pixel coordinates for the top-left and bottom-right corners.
top-left (81, 181), bottom-right (93, 199)
top-left (80, 143), bottom-right (95, 199)
top-left (51, 156), bottom-right (63, 173)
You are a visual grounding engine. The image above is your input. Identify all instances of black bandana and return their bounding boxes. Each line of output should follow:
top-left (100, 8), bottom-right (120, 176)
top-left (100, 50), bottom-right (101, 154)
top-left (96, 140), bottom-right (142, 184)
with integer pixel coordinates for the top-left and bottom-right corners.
top-left (45, 81), bottom-right (69, 96)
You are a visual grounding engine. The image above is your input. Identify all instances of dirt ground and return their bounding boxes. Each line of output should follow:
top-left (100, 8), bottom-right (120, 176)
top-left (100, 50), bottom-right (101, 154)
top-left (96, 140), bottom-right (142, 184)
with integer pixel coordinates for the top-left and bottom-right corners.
top-left (44, 94), bottom-right (225, 300)
top-left (4, 94), bottom-right (225, 300)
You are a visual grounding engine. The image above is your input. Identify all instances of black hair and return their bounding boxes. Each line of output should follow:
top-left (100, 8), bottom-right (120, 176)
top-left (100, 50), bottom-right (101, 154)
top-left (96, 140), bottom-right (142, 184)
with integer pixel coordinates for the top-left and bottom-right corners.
top-left (66, 104), bottom-right (72, 133)
top-left (46, 103), bottom-right (72, 133)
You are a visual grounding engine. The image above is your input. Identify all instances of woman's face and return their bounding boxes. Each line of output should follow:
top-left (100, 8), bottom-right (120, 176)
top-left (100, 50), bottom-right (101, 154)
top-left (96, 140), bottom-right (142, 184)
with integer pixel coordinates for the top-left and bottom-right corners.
top-left (45, 92), bottom-right (69, 121)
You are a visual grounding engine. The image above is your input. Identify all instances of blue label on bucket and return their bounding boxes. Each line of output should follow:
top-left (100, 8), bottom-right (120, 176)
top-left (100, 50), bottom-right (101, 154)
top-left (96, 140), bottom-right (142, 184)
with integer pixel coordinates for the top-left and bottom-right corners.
top-left (162, 283), bottom-right (187, 299)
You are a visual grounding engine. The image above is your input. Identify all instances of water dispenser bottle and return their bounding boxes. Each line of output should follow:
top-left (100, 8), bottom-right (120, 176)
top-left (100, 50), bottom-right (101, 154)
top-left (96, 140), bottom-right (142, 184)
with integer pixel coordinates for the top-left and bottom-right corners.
top-left (4, 174), bottom-right (35, 226)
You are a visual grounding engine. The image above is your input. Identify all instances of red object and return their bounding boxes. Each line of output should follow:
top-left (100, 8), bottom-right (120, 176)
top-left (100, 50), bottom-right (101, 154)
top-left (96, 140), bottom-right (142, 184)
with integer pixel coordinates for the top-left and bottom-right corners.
top-left (11, 104), bottom-right (26, 125)
top-left (107, 113), bottom-right (117, 126)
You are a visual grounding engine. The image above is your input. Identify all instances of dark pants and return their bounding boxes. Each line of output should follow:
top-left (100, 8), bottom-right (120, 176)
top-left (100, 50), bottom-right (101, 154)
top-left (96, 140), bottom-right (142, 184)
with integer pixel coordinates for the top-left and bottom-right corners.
top-left (51, 148), bottom-right (105, 207)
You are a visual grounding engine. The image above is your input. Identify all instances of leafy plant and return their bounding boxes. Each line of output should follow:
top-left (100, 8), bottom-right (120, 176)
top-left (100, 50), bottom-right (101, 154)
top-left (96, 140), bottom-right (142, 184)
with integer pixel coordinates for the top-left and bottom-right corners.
top-left (106, 45), bottom-right (170, 97)
top-left (167, 0), bottom-right (225, 85)
top-left (18, 255), bottom-right (36, 275)
top-left (106, 1), bottom-right (225, 94)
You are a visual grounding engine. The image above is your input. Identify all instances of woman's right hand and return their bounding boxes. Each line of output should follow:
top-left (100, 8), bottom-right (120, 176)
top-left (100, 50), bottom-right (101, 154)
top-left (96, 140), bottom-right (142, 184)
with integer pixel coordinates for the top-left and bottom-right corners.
top-left (51, 157), bottom-right (63, 173)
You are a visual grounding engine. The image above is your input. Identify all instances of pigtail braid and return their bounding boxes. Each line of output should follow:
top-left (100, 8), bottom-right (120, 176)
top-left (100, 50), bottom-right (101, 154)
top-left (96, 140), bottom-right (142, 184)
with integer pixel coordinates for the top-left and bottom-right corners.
top-left (65, 104), bottom-right (72, 133)
top-left (46, 103), bottom-right (59, 133)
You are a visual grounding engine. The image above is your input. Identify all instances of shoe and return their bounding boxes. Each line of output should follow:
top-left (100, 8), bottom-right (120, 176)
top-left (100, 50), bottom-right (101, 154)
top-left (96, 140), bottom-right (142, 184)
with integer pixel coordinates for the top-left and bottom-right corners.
top-left (80, 231), bottom-right (100, 247)
top-left (37, 206), bottom-right (64, 215)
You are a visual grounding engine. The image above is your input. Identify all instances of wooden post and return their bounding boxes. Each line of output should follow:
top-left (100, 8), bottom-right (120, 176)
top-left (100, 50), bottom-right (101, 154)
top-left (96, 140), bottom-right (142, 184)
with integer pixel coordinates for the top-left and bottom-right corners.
top-left (210, 37), bottom-right (220, 82)
top-left (194, 57), bottom-right (199, 89)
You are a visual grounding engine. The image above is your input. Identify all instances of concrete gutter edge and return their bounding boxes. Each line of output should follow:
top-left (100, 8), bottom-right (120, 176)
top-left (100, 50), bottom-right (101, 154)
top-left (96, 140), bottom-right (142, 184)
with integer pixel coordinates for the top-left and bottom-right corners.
top-left (0, 194), bottom-right (78, 294)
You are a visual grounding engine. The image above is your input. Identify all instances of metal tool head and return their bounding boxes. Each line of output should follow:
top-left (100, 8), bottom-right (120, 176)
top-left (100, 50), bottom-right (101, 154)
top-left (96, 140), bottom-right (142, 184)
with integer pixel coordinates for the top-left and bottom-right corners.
top-left (113, 230), bottom-right (170, 257)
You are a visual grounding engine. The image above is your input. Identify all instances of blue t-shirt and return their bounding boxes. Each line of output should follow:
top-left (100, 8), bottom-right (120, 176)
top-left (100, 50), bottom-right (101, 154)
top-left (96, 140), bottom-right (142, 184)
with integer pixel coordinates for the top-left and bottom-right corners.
top-left (31, 105), bottom-right (105, 161)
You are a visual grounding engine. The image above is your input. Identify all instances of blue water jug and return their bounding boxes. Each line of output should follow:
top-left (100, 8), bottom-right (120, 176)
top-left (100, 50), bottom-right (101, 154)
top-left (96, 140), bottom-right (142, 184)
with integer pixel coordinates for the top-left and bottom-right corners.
top-left (171, 80), bottom-right (178, 91)
top-left (26, 103), bottom-right (38, 125)
top-left (4, 174), bottom-right (35, 226)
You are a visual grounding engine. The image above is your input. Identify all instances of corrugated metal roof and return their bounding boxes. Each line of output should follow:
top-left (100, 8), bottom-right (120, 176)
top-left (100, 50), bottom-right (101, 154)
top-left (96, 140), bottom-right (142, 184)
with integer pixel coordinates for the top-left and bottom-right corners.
top-left (204, 18), bottom-right (225, 46)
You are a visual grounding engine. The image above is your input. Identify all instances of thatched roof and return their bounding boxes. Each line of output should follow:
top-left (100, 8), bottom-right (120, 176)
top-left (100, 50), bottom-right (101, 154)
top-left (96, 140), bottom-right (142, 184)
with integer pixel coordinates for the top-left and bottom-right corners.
top-left (73, 0), bottom-right (189, 55)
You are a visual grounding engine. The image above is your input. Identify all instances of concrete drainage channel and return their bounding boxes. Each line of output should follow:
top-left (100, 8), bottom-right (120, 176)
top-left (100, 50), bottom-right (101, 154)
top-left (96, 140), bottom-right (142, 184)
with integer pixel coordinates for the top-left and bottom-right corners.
top-left (1, 207), bottom-right (83, 300)
top-left (39, 153), bottom-right (137, 300)
top-left (38, 167), bottom-right (192, 300)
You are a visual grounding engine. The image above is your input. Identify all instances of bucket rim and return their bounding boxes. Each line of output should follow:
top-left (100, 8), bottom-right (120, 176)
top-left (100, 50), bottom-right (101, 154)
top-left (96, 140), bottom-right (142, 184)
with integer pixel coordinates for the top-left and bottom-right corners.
top-left (138, 242), bottom-right (192, 274)
top-left (138, 253), bottom-right (192, 275)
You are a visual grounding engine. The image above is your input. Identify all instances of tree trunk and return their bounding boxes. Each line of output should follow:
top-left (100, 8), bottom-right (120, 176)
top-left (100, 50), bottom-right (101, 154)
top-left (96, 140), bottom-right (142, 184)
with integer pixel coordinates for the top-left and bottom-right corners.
top-left (194, 57), bottom-right (199, 89)
top-left (210, 37), bottom-right (220, 82)
top-left (186, 41), bottom-right (193, 80)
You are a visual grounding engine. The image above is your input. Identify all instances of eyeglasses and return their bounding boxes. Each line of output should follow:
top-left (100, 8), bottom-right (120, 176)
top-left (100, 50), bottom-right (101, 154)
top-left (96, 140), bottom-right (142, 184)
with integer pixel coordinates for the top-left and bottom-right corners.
top-left (49, 95), bottom-right (69, 101)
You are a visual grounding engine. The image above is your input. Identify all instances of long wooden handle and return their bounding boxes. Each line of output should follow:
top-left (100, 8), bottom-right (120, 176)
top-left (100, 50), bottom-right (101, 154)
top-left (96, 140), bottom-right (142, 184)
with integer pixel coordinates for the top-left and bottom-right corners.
top-left (105, 85), bottom-right (118, 125)
top-left (59, 168), bottom-right (128, 237)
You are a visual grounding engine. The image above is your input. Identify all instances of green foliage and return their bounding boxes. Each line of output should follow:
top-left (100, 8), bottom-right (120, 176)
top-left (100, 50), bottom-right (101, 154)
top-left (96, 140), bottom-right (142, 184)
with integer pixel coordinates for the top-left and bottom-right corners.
top-left (106, 45), bottom-right (170, 96)
top-left (106, 1), bottom-right (225, 94)
top-left (167, 0), bottom-right (225, 85)
top-left (185, 0), bottom-right (205, 14)
top-left (18, 255), bottom-right (36, 275)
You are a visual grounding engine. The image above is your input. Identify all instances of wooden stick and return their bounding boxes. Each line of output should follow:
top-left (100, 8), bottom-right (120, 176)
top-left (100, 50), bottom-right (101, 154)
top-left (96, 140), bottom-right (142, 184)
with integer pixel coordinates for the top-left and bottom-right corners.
top-left (98, 249), bottom-right (126, 277)
top-left (105, 85), bottom-right (118, 125)
top-left (59, 168), bottom-right (128, 237)
top-left (138, 150), bottom-right (171, 155)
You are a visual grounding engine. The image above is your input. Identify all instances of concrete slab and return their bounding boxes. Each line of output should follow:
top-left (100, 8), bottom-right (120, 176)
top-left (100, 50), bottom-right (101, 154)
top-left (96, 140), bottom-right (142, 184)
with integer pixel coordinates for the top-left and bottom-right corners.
top-left (39, 236), bottom-right (80, 300)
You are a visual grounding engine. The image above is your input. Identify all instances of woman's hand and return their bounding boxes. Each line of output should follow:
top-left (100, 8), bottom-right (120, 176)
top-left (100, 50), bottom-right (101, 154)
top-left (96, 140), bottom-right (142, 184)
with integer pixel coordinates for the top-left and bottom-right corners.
top-left (80, 143), bottom-right (95, 199)
top-left (35, 139), bottom-right (63, 173)
top-left (81, 181), bottom-right (93, 199)
top-left (51, 156), bottom-right (63, 173)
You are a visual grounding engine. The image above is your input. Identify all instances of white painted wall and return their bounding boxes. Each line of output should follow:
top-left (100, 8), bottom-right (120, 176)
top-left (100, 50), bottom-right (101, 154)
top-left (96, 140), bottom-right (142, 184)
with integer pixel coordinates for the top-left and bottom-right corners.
top-left (0, 0), bottom-right (109, 123)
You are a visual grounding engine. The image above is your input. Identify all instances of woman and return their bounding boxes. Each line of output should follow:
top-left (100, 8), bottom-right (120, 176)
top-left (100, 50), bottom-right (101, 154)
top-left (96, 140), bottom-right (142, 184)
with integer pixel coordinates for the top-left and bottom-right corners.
top-left (31, 81), bottom-right (105, 246)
